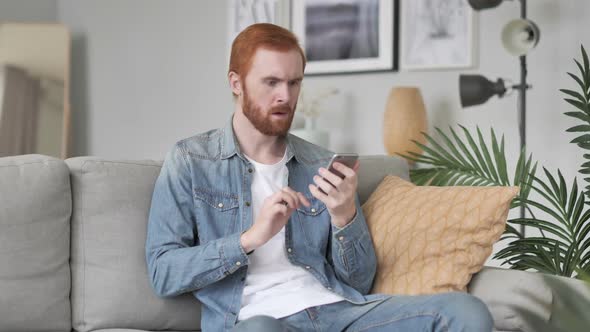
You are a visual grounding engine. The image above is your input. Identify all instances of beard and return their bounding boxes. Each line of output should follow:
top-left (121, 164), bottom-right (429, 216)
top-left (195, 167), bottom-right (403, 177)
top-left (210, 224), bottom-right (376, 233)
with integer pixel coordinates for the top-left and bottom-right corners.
top-left (242, 86), bottom-right (296, 137)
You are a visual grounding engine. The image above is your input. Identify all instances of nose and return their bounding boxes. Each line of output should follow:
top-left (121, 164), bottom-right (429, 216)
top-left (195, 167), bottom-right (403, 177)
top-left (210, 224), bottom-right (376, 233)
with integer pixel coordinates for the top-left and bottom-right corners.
top-left (276, 84), bottom-right (291, 104)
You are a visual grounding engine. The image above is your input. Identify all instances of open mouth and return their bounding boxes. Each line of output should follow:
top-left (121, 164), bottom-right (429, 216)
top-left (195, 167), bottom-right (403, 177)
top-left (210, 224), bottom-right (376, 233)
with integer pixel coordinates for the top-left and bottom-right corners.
top-left (271, 111), bottom-right (289, 118)
top-left (270, 105), bottom-right (292, 119)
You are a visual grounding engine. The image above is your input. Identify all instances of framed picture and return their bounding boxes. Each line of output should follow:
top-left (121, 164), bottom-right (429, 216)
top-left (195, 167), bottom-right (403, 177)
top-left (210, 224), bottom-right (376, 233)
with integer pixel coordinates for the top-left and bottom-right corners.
top-left (400, 0), bottom-right (476, 70)
top-left (291, 0), bottom-right (398, 76)
top-left (227, 0), bottom-right (290, 51)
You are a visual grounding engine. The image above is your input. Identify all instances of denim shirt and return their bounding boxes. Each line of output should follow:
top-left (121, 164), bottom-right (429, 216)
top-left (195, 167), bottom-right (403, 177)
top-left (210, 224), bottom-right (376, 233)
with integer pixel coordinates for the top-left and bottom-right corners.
top-left (146, 116), bottom-right (388, 331)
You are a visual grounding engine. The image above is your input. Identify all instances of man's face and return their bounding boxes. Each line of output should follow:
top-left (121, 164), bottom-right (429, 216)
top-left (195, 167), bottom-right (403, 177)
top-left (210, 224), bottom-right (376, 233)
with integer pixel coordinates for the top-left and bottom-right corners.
top-left (240, 48), bottom-right (303, 136)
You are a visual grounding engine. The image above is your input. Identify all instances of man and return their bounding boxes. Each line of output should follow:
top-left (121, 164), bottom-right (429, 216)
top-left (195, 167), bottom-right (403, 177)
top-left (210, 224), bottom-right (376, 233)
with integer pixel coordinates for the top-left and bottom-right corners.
top-left (146, 23), bottom-right (493, 331)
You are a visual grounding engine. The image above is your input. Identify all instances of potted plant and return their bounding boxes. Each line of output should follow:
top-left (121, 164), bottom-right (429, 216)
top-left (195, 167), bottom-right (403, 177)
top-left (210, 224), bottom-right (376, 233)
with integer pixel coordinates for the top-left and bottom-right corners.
top-left (399, 45), bottom-right (590, 331)
top-left (400, 46), bottom-right (590, 278)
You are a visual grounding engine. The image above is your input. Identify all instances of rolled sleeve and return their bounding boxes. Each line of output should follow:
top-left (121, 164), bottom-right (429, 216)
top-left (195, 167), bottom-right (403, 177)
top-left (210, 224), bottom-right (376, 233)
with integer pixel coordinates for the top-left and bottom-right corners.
top-left (329, 196), bottom-right (377, 294)
top-left (221, 232), bottom-right (250, 275)
top-left (146, 143), bottom-right (250, 297)
top-left (331, 210), bottom-right (368, 245)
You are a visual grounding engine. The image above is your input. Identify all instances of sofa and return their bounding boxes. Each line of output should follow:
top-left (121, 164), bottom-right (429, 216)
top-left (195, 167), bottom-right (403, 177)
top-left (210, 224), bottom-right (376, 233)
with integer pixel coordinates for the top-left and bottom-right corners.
top-left (1, 153), bottom-right (588, 332)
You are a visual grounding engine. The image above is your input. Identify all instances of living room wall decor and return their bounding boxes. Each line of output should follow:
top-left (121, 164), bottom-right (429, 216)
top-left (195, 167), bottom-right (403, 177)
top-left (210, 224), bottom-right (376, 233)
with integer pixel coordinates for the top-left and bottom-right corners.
top-left (291, 0), bottom-right (398, 75)
top-left (400, 0), bottom-right (476, 70)
top-left (227, 0), bottom-right (290, 52)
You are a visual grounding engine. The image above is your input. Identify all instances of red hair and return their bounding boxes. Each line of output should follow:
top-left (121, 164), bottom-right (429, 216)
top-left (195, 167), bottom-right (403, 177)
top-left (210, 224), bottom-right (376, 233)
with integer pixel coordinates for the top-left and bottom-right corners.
top-left (229, 23), bottom-right (306, 78)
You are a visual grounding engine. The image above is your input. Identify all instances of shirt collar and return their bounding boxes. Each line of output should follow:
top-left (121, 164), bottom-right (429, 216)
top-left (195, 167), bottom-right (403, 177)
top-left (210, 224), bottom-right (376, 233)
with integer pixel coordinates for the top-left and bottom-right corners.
top-left (220, 113), bottom-right (301, 163)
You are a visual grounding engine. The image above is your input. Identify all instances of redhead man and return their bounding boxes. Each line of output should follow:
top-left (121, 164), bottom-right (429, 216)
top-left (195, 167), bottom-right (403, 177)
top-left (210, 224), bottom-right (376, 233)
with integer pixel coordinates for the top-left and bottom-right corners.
top-left (146, 23), bottom-right (493, 332)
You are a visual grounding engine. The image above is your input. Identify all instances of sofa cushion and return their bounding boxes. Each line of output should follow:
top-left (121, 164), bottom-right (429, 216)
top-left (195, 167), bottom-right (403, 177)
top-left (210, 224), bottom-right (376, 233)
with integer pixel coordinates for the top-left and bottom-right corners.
top-left (468, 267), bottom-right (553, 331)
top-left (94, 330), bottom-right (199, 332)
top-left (0, 154), bottom-right (71, 332)
top-left (363, 176), bottom-right (519, 295)
top-left (356, 155), bottom-right (410, 204)
top-left (66, 158), bottom-right (201, 332)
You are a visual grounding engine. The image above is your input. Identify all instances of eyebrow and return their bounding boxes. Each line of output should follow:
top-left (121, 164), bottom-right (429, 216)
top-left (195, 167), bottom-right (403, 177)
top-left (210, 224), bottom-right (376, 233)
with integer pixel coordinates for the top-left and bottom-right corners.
top-left (262, 76), bottom-right (303, 82)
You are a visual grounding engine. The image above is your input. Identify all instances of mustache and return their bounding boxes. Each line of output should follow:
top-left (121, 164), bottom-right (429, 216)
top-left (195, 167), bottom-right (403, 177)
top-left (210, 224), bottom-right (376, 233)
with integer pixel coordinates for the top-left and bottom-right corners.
top-left (270, 104), bottom-right (295, 114)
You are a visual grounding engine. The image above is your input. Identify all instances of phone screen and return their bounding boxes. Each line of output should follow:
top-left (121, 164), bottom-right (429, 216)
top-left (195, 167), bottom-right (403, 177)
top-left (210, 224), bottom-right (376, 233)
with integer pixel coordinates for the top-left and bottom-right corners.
top-left (326, 153), bottom-right (359, 179)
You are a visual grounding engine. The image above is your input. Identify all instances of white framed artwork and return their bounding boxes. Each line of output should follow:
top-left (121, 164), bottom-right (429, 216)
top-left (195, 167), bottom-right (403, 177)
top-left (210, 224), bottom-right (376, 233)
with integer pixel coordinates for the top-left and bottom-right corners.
top-left (227, 0), bottom-right (290, 52)
top-left (291, 0), bottom-right (397, 75)
top-left (400, 0), bottom-right (477, 70)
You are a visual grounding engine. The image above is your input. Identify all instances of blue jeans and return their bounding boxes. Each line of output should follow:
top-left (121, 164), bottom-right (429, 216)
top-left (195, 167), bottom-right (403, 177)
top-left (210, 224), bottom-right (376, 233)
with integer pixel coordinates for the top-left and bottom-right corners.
top-left (231, 292), bottom-right (493, 331)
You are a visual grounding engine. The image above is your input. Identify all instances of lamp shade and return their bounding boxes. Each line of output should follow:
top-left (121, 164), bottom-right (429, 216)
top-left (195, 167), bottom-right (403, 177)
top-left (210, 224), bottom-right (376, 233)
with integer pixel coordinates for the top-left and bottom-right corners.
top-left (502, 19), bottom-right (540, 56)
top-left (467, 0), bottom-right (503, 10)
top-left (459, 75), bottom-right (507, 107)
top-left (383, 87), bottom-right (428, 159)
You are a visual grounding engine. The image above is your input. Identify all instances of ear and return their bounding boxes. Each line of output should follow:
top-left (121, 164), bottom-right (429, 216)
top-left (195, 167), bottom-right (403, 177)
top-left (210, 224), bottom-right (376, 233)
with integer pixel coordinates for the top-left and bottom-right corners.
top-left (228, 71), bottom-right (242, 96)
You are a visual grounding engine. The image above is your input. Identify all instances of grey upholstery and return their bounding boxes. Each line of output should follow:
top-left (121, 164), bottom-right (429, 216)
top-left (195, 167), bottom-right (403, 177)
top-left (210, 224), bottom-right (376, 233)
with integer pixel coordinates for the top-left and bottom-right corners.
top-left (356, 155), bottom-right (410, 204)
top-left (93, 330), bottom-right (199, 332)
top-left (63, 155), bottom-right (406, 332)
top-left (0, 155), bottom-right (71, 332)
top-left (66, 158), bottom-right (201, 332)
top-left (469, 267), bottom-right (553, 331)
top-left (0, 153), bottom-right (588, 332)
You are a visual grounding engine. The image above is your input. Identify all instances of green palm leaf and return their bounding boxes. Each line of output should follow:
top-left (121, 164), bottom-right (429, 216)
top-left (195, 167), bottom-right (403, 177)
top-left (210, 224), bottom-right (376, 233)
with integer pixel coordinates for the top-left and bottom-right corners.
top-left (494, 170), bottom-right (590, 277)
top-left (562, 45), bottom-right (590, 199)
top-left (398, 126), bottom-right (536, 209)
top-left (396, 44), bottom-right (590, 277)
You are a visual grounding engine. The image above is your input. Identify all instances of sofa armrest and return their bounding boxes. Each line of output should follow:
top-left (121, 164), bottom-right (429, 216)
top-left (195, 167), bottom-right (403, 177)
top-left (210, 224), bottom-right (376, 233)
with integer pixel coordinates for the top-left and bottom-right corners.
top-left (468, 266), bottom-right (553, 332)
top-left (544, 273), bottom-right (590, 331)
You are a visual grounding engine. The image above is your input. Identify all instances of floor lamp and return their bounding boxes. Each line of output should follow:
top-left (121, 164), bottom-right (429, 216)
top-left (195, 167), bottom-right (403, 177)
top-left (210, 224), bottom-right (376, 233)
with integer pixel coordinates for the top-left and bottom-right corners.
top-left (459, 0), bottom-right (540, 236)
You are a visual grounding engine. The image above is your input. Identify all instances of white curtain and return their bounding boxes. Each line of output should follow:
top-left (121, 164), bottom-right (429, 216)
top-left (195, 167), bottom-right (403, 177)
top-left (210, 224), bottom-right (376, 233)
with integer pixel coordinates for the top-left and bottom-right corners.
top-left (0, 65), bottom-right (41, 157)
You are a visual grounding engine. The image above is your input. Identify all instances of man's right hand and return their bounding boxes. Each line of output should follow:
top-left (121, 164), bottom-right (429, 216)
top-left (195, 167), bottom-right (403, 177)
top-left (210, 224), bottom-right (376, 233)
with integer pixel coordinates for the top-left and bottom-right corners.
top-left (240, 187), bottom-right (310, 253)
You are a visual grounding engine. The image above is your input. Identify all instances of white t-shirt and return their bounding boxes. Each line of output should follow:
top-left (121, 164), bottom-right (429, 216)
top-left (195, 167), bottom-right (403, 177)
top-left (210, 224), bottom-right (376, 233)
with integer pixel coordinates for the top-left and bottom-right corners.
top-left (238, 151), bottom-right (345, 321)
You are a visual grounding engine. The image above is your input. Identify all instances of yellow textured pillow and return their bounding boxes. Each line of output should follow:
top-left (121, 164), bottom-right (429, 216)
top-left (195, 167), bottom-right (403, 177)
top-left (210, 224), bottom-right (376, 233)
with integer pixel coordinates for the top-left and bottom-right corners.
top-left (362, 175), bottom-right (519, 295)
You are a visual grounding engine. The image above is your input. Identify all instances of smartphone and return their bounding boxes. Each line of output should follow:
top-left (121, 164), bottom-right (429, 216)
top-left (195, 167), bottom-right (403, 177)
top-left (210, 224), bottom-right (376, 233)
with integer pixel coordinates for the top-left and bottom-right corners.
top-left (326, 153), bottom-right (359, 179)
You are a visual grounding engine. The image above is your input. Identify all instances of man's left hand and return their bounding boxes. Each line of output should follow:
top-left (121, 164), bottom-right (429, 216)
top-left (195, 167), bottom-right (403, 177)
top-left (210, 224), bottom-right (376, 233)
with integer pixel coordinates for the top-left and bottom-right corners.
top-left (309, 160), bottom-right (360, 228)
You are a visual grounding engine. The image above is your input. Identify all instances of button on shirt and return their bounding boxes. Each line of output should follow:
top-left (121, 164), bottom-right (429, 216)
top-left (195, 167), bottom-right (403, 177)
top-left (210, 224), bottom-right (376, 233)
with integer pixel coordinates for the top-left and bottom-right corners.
top-left (145, 115), bottom-right (386, 332)
top-left (239, 151), bottom-right (345, 321)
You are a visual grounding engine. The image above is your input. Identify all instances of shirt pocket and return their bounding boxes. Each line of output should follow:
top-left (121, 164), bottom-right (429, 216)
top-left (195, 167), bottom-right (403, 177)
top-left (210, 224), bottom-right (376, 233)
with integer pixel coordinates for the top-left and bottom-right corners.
top-left (193, 187), bottom-right (240, 242)
top-left (295, 196), bottom-right (330, 251)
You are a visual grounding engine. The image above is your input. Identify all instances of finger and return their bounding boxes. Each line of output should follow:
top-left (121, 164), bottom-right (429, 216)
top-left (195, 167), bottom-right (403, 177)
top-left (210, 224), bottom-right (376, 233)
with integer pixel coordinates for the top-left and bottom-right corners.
top-left (313, 175), bottom-right (335, 195)
top-left (318, 167), bottom-right (343, 187)
top-left (296, 191), bottom-right (311, 207)
top-left (281, 187), bottom-right (303, 208)
top-left (274, 204), bottom-right (289, 217)
top-left (283, 188), bottom-right (303, 208)
top-left (281, 187), bottom-right (311, 208)
top-left (270, 191), bottom-right (288, 204)
top-left (269, 191), bottom-right (294, 208)
top-left (279, 190), bottom-right (298, 209)
top-left (271, 188), bottom-right (296, 203)
top-left (332, 161), bottom-right (356, 179)
top-left (352, 160), bottom-right (360, 173)
top-left (309, 184), bottom-right (328, 202)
